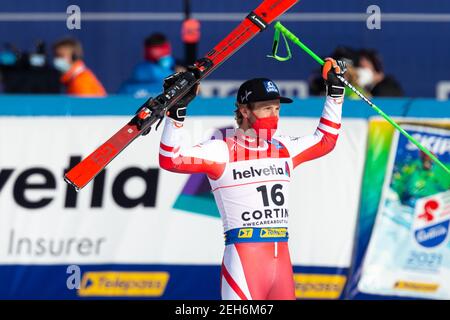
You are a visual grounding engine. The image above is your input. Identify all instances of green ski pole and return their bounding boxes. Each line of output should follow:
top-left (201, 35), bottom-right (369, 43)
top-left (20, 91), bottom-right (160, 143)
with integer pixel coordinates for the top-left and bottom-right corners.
top-left (272, 21), bottom-right (449, 175)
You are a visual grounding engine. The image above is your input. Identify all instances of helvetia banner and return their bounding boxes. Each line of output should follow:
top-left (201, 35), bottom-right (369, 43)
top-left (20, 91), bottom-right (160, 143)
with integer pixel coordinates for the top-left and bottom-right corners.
top-left (353, 121), bottom-right (450, 299)
top-left (0, 116), bottom-right (366, 299)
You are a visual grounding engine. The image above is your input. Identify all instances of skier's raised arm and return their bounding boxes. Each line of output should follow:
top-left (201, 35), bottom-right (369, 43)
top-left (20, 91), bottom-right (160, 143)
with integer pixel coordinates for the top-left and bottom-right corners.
top-left (277, 58), bottom-right (346, 168)
top-left (158, 73), bottom-right (229, 180)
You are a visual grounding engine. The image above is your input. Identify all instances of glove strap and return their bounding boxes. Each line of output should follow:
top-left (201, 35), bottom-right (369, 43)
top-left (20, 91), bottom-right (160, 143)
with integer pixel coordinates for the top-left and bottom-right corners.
top-left (326, 84), bottom-right (345, 98)
top-left (167, 104), bottom-right (186, 122)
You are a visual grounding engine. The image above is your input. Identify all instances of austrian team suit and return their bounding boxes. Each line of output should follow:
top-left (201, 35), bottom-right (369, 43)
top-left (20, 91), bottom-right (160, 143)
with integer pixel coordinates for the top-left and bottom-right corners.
top-left (159, 96), bottom-right (342, 300)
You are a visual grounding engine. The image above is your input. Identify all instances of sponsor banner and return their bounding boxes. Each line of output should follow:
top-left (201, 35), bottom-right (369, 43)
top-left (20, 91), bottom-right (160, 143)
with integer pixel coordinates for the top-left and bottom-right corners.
top-left (294, 274), bottom-right (347, 299)
top-left (0, 264), bottom-right (220, 299)
top-left (0, 117), bottom-right (225, 266)
top-left (78, 271), bottom-right (170, 297)
top-left (0, 264), bottom-right (350, 300)
top-left (349, 121), bottom-right (450, 299)
top-left (0, 115), bottom-right (366, 298)
top-left (292, 266), bottom-right (348, 300)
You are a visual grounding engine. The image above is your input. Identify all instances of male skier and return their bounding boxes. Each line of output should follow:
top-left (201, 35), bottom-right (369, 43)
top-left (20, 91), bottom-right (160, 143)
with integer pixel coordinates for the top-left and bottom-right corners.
top-left (158, 58), bottom-right (346, 300)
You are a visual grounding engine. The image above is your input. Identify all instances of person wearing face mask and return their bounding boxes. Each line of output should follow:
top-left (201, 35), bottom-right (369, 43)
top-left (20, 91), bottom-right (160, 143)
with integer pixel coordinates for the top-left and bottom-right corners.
top-left (119, 33), bottom-right (177, 98)
top-left (52, 38), bottom-right (106, 97)
top-left (0, 42), bottom-right (61, 94)
top-left (356, 49), bottom-right (403, 97)
top-left (309, 46), bottom-right (370, 100)
top-left (157, 58), bottom-right (346, 300)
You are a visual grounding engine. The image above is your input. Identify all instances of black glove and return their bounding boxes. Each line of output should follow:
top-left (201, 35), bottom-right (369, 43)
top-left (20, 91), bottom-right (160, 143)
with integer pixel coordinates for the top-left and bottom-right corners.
top-left (322, 58), bottom-right (347, 99)
top-left (163, 72), bottom-right (199, 122)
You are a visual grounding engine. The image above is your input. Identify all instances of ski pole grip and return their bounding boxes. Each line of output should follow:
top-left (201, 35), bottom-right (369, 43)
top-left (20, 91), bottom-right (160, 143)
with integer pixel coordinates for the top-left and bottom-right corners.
top-left (274, 21), bottom-right (324, 66)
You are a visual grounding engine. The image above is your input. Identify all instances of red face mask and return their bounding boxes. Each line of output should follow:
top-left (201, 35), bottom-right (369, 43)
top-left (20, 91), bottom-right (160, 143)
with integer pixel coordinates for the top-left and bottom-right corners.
top-left (144, 42), bottom-right (172, 62)
top-left (250, 112), bottom-right (279, 141)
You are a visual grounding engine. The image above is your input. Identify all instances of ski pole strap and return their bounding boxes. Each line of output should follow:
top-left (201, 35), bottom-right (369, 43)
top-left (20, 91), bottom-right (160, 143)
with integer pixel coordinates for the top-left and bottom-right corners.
top-left (272, 21), bottom-right (450, 175)
top-left (274, 21), bottom-right (324, 66)
top-left (267, 27), bottom-right (292, 61)
top-left (224, 227), bottom-right (289, 245)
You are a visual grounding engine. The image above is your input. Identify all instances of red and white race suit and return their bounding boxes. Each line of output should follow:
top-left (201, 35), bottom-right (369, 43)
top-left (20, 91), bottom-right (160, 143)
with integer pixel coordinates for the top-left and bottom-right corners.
top-left (159, 96), bottom-right (343, 300)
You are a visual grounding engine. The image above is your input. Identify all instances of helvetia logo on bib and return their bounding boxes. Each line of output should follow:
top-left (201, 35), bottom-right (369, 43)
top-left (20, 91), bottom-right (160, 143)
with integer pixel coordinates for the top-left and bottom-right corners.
top-left (413, 192), bottom-right (450, 248)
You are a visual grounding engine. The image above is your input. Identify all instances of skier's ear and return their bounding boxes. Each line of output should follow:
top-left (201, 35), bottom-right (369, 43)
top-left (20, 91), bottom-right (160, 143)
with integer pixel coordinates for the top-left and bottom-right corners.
top-left (237, 103), bottom-right (251, 120)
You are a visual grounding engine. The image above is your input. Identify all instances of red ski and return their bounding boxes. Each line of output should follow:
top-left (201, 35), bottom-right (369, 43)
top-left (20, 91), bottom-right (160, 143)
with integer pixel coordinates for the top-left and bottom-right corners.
top-left (65, 0), bottom-right (299, 191)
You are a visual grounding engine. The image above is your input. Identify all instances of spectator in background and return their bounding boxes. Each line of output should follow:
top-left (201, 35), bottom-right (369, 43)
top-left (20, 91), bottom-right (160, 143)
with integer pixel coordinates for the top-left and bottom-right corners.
top-left (53, 37), bottom-right (106, 97)
top-left (0, 41), bottom-right (61, 94)
top-left (333, 46), bottom-right (370, 99)
top-left (119, 33), bottom-right (176, 98)
top-left (357, 49), bottom-right (403, 97)
top-left (309, 46), bottom-right (369, 99)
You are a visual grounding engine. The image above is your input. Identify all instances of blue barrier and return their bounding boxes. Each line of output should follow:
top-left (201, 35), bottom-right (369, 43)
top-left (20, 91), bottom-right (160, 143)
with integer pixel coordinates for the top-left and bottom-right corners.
top-left (0, 96), bottom-right (449, 118)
